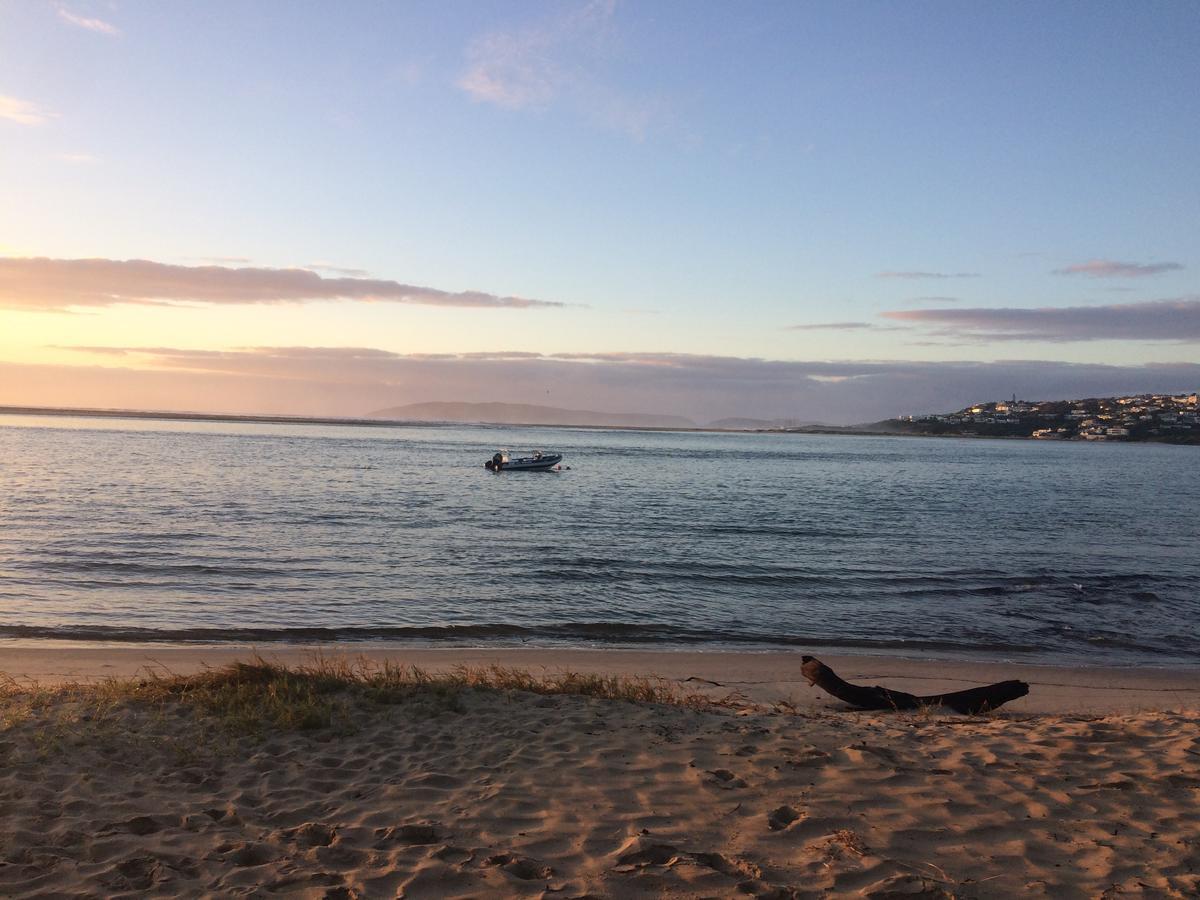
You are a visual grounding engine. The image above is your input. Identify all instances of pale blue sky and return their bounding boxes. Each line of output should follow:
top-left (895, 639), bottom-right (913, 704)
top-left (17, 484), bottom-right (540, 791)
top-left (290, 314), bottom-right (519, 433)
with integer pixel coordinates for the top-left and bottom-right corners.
top-left (1, 1), bottom-right (1197, 419)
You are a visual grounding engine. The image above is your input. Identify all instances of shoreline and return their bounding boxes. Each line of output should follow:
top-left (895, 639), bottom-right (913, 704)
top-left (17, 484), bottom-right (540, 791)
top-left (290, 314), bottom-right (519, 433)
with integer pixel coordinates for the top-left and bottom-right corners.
top-left (5, 645), bottom-right (1199, 714)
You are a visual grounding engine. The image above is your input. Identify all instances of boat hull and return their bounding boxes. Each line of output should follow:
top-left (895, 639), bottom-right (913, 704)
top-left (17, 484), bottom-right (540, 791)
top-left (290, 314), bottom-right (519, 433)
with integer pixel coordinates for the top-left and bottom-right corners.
top-left (488, 453), bottom-right (563, 471)
top-left (499, 454), bottom-right (562, 471)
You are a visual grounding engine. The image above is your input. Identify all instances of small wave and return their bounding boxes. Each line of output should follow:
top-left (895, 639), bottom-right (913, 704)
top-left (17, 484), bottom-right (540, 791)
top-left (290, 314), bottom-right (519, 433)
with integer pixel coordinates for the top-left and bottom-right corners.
top-left (27, 560), bottom-right (321, 578)
top-left (704, 525), bottom-right (864, 538)
top-left (0, 620), bottom-right (1049, 656)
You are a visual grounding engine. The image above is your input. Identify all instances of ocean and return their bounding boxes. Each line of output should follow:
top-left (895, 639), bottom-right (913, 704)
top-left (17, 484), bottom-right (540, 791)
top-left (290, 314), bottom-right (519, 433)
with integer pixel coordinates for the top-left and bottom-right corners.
top-left (1, 413), bottom-right (1196, 666)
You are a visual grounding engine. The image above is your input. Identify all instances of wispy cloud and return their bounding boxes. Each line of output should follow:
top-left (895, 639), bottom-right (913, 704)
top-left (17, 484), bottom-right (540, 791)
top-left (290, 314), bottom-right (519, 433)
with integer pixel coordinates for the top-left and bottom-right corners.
top-left (877, 271), bottom-right (980, 280)
top-left (56, 7), bottom-right (120, 35)
top-left (0, 257), bottom-right (563, 311)
top-left (0, 94), bottom-right (57, 125)
top-left (305, 261), bottom-right (371, 278)
top-left (1053, 259), bottom-right (1184, 278)
top-left (39, 346), bottom-right (1200, 425)
top-left (883, 297), bottom-right (1200, 342)
top-left (459, 0), bottom-right (614, 109)
top-left (787, 322), bottom-right (875, 331)
top-left (459, 31), bottom-right (561, 110)
top-left (56, 152), bottom-right (98, 164)
top-left (458, 0), bottom-right (662, 139)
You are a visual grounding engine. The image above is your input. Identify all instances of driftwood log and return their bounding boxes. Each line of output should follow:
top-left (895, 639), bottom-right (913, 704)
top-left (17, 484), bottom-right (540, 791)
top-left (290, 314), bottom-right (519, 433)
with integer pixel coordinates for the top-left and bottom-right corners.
top-left (801, 655), bottom-right (1028, 715)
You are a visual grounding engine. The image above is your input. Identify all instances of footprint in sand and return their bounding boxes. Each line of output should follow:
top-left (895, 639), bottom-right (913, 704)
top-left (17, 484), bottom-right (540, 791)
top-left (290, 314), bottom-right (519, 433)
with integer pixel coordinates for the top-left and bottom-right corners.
top-left (282, 822), bottom-right (337, 848)
top-left (766, 805), bottom-right (801, 831)
top-left (705, 768), bottom-right (748, 788)
top-left (219, 841), bottom-right (278, 867)
top-left (102, 856), bottom-right (164, 891)
top-left (100, 815), bottom-right (162, 837)
top-left (615, 839), bottom-right (768, 889)
top-left (690, 850), bottom-right (762, 882)
top-left (431, 844), bottom-right (473, 864)
top-left (614, 838), bottom-right (682, 870)
top-left (484, 851), bottom-right (554, 880)
top-left (375, 822), bottom-right (445, 845)
top-left (202, 806), bottom-right (238, 824)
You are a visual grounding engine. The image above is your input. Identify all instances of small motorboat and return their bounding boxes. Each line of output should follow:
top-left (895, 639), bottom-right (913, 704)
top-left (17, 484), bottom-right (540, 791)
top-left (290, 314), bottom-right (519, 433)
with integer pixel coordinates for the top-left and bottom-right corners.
top-left (485, 450), bottom-right (563, 471)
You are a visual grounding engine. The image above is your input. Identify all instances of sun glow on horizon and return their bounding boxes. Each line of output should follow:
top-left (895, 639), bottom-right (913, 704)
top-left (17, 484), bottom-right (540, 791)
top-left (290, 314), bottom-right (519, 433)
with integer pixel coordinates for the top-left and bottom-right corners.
top-left (1, 3), bottom-right (1197, 419)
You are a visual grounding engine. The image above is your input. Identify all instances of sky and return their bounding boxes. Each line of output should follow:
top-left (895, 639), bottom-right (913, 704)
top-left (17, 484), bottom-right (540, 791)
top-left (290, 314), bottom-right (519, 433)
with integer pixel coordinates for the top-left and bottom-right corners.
top-left (1, 0), bottom-right (1198, 424)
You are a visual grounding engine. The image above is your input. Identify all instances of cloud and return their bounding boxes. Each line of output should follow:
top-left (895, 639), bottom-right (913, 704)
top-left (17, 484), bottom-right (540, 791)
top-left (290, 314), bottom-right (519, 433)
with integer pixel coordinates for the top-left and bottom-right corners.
top-left (1053, 259), bottom-right (1184, 278)
top-left (56, 152), bottom-right (98, 164)
top-left (909, 296), bottom-right (960, 303)
top-left (27, 347), bottom-right (1200, 425)
top-left (458, 0), bottom-right (661, 138)
top-left (0, 94), bottom-right (57, 125)
top-left (883, 297), bottom-right (1200, 342)
top-left (787, 322), bottom-right (875, 331)
top-left (56, 7), bottom-right (120, 35)
top-left (459, 31), bottom-right (561, 110)
top-left (459, 0), bottom-right (615, 110)
top-left (877, 271), bottom-right (980, 280)
top-left (0, 257), bottom-right (563, 311)
top-left (305, 261), bottom-right (371, 278)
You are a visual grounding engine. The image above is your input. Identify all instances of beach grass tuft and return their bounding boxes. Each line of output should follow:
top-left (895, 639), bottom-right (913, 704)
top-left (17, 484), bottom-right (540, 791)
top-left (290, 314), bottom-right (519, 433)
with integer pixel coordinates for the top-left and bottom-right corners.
top-left (0, 655), bottom-right (729, 750)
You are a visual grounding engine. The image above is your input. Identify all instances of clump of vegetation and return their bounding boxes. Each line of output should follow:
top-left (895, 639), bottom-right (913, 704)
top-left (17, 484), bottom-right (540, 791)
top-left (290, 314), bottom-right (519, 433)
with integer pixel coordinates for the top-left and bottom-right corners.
top-left (0, 655), bottom-right (727, 749)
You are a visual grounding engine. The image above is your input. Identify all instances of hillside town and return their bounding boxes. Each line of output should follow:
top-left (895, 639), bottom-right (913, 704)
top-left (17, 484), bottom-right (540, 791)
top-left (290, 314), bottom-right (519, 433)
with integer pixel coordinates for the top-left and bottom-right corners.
top-left (892, 393), bottom-right (1200, 443)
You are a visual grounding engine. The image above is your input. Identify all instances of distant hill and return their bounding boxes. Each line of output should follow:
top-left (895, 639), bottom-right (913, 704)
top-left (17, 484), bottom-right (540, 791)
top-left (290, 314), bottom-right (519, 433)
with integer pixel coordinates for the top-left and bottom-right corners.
top-left (707, 417), bottom-right (811, 430)
top-left (368, 401), bottom-right (696, 429)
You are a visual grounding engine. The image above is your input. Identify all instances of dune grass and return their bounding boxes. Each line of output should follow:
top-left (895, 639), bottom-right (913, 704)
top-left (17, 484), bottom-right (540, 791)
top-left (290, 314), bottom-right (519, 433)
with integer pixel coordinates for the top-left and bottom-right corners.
top-left (0, 655), bottom-right (728, 748)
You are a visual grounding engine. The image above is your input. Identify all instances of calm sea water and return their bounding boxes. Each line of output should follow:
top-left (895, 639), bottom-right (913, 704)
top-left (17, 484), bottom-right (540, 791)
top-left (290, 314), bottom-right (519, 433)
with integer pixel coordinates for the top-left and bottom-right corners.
top-left (0, 414), bottom-right (1197, 666)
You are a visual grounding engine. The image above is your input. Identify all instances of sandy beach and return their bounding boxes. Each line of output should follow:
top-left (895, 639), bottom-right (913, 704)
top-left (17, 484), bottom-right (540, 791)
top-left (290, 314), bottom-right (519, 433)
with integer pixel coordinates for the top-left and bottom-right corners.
top-left (2, 647), bottom-right (1199, 898)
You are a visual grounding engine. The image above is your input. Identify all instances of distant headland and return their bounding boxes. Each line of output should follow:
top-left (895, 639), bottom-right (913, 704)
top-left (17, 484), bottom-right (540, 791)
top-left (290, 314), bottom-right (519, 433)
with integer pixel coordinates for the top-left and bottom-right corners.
top-left (366, 402), bottom-right (696, 429)
top-left (866, 392), bottom-right (1200, 444)
top-left (2, 394), bottom-right (1197, 441)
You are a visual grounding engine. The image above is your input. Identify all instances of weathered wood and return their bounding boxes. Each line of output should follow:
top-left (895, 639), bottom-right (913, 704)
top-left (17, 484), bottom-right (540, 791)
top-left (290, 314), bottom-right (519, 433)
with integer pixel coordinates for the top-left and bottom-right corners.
top-left (800, 655), bottom-right (1028, 715)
